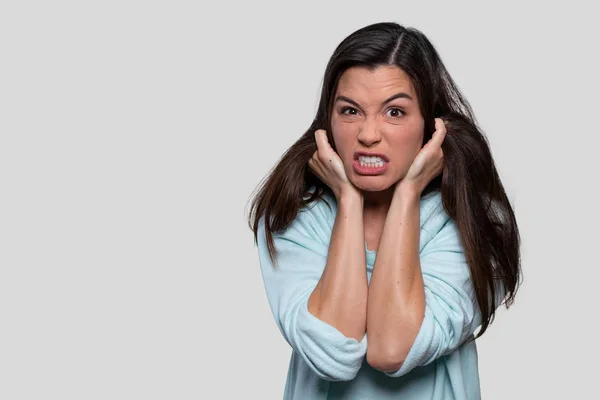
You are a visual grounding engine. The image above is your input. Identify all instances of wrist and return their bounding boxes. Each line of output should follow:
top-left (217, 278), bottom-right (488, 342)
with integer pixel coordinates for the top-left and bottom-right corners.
top-left (394, 182), bottom-right (421, 201)
top-left (338, 188), bottom-right (363, 209)
top-left (389, 186), bottom-right (420, 222)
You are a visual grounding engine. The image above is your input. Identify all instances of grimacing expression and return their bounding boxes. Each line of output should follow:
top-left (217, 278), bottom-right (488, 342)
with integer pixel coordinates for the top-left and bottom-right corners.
top-left (330, 65), bottom-right (425, 192)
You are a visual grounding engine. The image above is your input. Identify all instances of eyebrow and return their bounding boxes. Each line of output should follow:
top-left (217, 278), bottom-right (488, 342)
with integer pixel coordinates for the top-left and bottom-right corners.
top-left (334, 92), bottom-right (413, 108)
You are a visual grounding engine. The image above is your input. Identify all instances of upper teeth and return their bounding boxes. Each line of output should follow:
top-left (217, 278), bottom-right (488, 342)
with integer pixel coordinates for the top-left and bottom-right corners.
top-left (358, 156), bottom-right (384, 163)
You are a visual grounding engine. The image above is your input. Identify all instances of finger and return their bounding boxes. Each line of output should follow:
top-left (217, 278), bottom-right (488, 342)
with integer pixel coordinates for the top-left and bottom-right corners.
top-left (308, 158), bottom-right (325, 179)
top-left (309, 154), bottom-right (319, 168)
top-left (431, 118), bottom-right (447, 145)
top-left (308, 157), bottom-right (317, 173)
top-left (315, 129), bottom-right (334, 151)
top-left (309, 153), bottom-right (323, 170)
top-left (315, 130), bottom-right (336, 163)
top-left (425, 118), bottom-right (446, 148)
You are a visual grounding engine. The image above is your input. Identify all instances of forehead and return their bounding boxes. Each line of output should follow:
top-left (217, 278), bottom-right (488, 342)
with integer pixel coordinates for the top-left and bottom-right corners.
top-left (336, 66), bottom-right (416, 100)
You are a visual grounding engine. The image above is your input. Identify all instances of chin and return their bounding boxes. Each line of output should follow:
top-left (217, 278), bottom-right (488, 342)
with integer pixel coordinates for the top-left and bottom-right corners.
top-left (351, 176), bottom-right (395, 192)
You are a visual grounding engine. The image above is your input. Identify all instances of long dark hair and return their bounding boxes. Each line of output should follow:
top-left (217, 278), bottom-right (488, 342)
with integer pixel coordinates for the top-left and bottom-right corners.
top-left (246, 22), bottom-right (521, 339)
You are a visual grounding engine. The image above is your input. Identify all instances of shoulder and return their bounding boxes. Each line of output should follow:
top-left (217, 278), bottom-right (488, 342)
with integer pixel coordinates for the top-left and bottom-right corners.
top-left (418, 191), bottom-right (464, 256)
top-left (418, 190), bottom-right (461, 250)
top-left (296, 187), bottom-right (337, 244)
top-left (257, 187), bottom-right (336, 244)
top-left (419, 190), bottom-right (447, 231)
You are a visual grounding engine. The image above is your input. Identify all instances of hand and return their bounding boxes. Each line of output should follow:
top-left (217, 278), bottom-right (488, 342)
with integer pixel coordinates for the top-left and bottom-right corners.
top-left (397, 118), bottom-right (446, 195)
top-left (308, 130), bottom-right (360, 200)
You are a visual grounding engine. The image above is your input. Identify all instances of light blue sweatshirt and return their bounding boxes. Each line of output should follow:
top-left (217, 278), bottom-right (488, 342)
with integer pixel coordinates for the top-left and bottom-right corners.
top-left (256, 189), bottom-right (503, 399)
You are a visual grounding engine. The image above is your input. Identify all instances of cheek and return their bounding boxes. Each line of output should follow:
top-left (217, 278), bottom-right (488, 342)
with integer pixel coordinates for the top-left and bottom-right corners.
top-left (330, 120), bottom-right (354, 156)
top-left (389, 129), bottom-right (425, 164)
top-left (397, 131), bottom-right (423, 149)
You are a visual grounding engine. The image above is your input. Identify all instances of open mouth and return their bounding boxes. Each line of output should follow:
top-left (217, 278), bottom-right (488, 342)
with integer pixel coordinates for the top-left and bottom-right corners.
top-left (355, 155), bottom-right (386, 168)
top-left (352, 157), bottom-right (389, 175)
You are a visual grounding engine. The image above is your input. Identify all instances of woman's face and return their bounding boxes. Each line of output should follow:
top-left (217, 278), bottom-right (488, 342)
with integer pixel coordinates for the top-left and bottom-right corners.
top-left (330, 65), bottom-right (425, 193)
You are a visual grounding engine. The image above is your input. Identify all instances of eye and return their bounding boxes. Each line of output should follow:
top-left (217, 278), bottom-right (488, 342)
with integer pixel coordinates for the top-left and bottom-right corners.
top-left (340, 107), bottom-right (359, 116)
top-left (386, 107), bottom-right (405, 118)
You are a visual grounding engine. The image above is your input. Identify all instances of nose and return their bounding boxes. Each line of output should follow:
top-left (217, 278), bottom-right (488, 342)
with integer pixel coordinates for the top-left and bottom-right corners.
top-left (357, 119), bottom-right (381, 146)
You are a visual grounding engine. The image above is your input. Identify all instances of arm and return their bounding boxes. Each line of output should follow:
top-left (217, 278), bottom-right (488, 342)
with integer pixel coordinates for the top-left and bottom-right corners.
top-left (366, 117), bottom-right (480, 375)
top-left (367, 189), bottom-right (483, 377)
top-left (366, 186), bottom-right (425, 372)
top-left (256, 194), bottom-right (368, 381)
top-left (308, 191), bottom-right (368, 342)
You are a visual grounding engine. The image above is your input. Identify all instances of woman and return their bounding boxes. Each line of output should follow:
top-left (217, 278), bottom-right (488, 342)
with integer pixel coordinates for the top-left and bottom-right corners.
top-left (247, 21), bottom-right (521, 399)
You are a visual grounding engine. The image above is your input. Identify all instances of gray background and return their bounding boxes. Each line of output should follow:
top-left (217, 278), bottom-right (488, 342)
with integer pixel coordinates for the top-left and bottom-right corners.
top-left (1, 1), bottom-right (598, 398)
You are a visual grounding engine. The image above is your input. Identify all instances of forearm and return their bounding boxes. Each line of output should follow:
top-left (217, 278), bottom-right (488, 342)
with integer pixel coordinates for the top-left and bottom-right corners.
top-left (366, 187), bottom-right (425, 368)
top-left (308, 192), bottom-right (368, 341)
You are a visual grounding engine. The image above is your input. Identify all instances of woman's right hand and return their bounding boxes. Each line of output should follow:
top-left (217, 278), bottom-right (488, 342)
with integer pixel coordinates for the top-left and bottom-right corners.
top-left (308, 130), bottom-right (361, 200)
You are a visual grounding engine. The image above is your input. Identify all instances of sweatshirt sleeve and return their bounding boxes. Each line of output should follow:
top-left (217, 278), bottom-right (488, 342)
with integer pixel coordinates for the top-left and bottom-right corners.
top-left (256, 210), bottom-right (367, 382)
top-left (384, 216), bottom-right (502, 378)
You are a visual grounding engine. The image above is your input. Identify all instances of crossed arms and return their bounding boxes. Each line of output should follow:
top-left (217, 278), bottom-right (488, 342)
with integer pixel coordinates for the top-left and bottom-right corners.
top-left (257, 191), bottom-right (483, 381)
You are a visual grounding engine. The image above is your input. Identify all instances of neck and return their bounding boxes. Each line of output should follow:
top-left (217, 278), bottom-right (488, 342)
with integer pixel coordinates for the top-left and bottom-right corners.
top-left (362, 186), bottom-right (395, 214)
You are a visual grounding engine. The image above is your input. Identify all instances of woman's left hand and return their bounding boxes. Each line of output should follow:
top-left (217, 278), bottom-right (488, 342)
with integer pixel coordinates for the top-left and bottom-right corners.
top-left (397, 118), bottom-right (447, 195)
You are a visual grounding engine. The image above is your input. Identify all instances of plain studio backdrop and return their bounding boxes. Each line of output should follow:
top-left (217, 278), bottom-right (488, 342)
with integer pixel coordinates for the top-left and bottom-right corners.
top-left (0, 1), bottom-right (598, 399)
